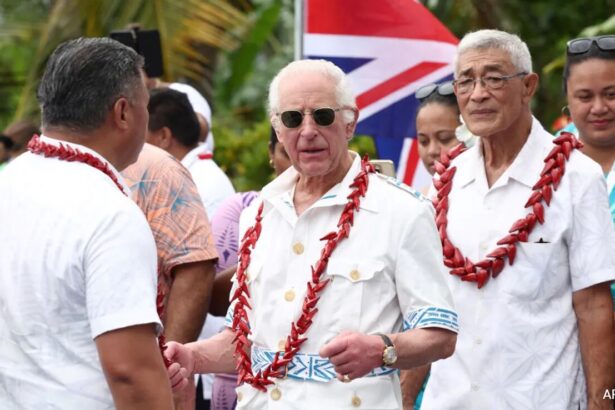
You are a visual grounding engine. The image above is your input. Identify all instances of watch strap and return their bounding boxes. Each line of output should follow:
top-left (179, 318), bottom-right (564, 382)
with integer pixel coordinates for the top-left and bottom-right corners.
top-left (375, 332), bottom-right (394, 348)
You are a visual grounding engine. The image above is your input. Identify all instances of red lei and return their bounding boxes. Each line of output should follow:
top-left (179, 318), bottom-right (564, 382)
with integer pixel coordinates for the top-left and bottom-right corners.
top-left (28, 135), bottom-right (171, 366)
top-left (432, 132), bottom-right (582, 289)
top-left (231, 156), bottom-right (375, 391)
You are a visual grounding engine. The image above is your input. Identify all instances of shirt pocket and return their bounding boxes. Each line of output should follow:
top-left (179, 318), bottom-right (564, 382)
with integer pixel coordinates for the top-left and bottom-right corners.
top-left (501, 242), bottom-right (556, 300)
top-left (322, 258), bottom-right (386, 332)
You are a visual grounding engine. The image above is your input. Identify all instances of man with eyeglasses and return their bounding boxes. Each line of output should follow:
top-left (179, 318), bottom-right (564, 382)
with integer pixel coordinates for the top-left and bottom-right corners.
top-left (421, 29), bottom-right (615, 410)
top-left (162, 59), bottom-right (459, 409)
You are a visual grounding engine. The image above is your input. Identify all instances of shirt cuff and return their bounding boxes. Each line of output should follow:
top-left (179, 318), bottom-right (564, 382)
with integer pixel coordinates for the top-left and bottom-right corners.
top-left (403, 306), bottom-right (459, 333)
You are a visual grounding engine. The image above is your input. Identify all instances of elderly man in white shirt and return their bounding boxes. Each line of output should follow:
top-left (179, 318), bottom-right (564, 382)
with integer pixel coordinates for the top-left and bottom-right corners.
top-left (420, 29), bottom-right (615, 410)
top-left (0, 38), bottom-right (173, 409)
top-left (163, 59), bottom-right (459, 409)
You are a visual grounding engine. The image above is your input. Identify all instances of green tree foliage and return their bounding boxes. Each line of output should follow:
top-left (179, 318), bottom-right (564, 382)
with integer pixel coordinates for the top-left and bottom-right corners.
top-left (422, 0), bottom-right (615, 128)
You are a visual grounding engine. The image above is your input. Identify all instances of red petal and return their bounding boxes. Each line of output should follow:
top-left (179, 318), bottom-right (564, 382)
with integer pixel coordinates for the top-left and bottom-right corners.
top-left (476, 269), bottom-right (489, 288)
top-left (524, 190), bottom-right (543, 208)
top-left (497, 234), bottom-right (518, 245)
top-left (507, 245), bottom-right (516, 265)
top-left (562, 141), bottom-right (572, 159)
top-left (532, 173), bottom-right (553, 190)
top-left (486, 247), bottom-right (508, 258)
top-left (434, 161), bottom-right (446, 175)
top-left (509, 218), bottom-right (529, 233)
top-left (491, 258), bottom-right (505, 277)
top-left (542, 184), bottom-right (552, 206)
top-left (533, 202), bottom-right (545, 224)
top-left (540, 158), bottom-right (556, 176)
top-left (453, 248), bottom-right (464, 266)
top-left (443, 238), bottom-right (455, 259)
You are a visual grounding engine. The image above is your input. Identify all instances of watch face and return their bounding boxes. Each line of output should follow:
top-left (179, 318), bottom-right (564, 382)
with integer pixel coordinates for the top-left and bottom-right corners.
top-left (383, 346), bottom-right (397, 365)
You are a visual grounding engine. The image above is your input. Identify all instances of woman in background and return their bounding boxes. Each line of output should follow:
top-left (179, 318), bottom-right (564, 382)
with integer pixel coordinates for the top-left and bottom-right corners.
top-left (561, 34), bottom-right (615, 315)
top-left (414, 81), bottom-right (464, 195)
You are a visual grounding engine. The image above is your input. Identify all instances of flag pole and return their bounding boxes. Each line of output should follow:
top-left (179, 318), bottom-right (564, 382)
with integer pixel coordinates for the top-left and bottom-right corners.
top-left (294, 0), bottom-right (304, 60)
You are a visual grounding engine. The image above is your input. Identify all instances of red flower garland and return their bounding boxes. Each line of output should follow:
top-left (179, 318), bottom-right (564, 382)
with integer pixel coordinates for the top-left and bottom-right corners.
top-left (231, 156), bottom-right (375, 391)
top-left (28, 134), bottom-right (171, 366)
top-left (432, 132), bottom-right (582, 289)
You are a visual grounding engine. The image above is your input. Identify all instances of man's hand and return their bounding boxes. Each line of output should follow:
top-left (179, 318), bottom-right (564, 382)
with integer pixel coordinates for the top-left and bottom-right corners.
top-left (165, 341), bottom-right (195, 392)
top-left (319, 331), bottom-right (384, 381)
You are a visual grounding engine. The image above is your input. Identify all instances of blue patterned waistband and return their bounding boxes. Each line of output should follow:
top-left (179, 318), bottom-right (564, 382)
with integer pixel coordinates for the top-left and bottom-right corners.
top-left (251, 345), bottom-right (397, 383)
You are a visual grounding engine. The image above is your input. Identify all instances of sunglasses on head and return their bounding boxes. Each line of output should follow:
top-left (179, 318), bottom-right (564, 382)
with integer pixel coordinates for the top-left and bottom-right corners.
top-left (278, 107), bottom-right (341, 128)
top-left (415, 81), bottom-right (455, 101)
top-left (567, 35), bottom-right (615, 55)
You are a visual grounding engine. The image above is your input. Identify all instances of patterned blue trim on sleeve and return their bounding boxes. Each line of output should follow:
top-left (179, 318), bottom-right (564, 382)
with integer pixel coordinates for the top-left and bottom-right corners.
top-left (403, 306), bottom-right (459, 333)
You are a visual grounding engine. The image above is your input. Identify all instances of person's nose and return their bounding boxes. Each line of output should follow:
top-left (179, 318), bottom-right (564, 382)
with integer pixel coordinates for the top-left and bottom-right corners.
top-left (428, 140), bottom-right (441, 159)
top-left (469, 78), bottom-right (490, 103)
top-left (590, 96), bottom-right (609, 116)
top-left (299, 113), bottom-right (319, 140)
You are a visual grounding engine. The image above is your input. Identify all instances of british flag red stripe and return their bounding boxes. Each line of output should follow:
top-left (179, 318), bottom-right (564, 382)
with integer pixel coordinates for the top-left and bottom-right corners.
top-left (303, 0), bottom-right (458, 188)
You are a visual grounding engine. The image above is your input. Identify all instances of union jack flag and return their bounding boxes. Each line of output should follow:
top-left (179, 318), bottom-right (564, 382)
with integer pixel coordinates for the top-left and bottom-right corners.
top-left (301, 0), bottom-right (458, 187)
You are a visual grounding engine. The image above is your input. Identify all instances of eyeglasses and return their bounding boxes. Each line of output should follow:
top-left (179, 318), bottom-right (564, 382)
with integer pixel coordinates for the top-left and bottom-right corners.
top-left (567, 35), bottom-right (615, 55)
top-left (416, 81), bottom-right (454, 101)
top-left (453, 72), bottom-right (527, 95)
top-left (277, 107), bottom-right (341, 128)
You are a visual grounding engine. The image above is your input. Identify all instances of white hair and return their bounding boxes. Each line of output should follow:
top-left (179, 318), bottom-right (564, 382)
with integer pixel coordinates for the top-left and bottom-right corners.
top-left (455, 29), bottom-right (533, 76)
top-left (268, 59), bottom-right (357, 126)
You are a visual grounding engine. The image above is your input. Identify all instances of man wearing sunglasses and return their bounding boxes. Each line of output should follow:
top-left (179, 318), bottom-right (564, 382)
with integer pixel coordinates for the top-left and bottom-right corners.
top-left (163, 59), bottom-right (459, 409)
top-left (421, 29), bottom-right (615, 410)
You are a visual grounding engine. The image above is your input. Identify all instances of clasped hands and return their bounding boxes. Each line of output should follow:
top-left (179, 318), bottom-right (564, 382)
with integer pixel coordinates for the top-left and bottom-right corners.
top-left (165, 331), bottom-right (385, 391)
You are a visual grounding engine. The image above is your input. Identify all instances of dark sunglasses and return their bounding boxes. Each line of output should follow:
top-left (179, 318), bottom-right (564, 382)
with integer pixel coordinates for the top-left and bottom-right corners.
top-left (415, 81), bottom-right (455, 101)
top-left (278, 107), bottom-right (341, 128)
top-left (567, 35), bottom-right (615, 55)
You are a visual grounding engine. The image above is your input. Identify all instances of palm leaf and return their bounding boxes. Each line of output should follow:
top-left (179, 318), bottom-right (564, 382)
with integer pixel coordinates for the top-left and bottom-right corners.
top-left (5, 0), bottom-right (252, 123)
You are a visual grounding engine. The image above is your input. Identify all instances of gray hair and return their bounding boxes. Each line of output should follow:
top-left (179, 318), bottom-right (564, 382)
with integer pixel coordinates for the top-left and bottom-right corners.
top-left (455, 29), bottom-right (532, 76)
top-left (38, 37), bottom-right (144, 132)
top-left (268, 59), bottom-right (357, 126)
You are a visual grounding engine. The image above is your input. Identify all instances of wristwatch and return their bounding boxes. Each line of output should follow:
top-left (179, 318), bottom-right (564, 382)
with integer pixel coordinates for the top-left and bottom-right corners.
top-left (375, 333), bottom-right (397, 366)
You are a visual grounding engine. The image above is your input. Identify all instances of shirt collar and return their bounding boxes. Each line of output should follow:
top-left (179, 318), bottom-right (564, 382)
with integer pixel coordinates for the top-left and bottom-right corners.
top-left (180, 143), bottom-right (208, 169)
top-left (453, 116), bottom-right (552, 189)
top-left (39, 134), bottom-right (130, 195)
top-left (260, 152), bottom-right (378, 213)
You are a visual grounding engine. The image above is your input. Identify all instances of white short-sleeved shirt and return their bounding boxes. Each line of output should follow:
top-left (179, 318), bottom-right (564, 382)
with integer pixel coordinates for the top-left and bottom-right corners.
top-left (182, 145), bottom-right (236, 218)
top-left (422, 118), bottom-right (615, 410)
top-left (169, 82), bottom-right (215, 152)
top-left (0, 136), bottom-right (161, 409)
top-left (225, 153), bottom-right (458, 409)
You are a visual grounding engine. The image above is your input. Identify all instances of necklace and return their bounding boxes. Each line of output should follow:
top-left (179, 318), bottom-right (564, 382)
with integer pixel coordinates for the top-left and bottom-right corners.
top-left (231, 156), bottom-right (375, 391)
top-left (433, 131), bottom-right (582, 289)
top-left (28, 135), bottom-right (171, 366)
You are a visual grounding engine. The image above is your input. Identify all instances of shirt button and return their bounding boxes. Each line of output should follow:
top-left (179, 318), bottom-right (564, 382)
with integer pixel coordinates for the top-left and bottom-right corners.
top-left (471, 384), bottom-right (480, 391)
top-left (278, 339), bottom-right (286, 351)
top-left (284, 289), bottom-right (295, 302)
top-left (270, 387), bottom-right (282, 400)
top-left (480, 243), bottom-right (488, 252)
top-left (292, 242), bottom-right (304, 255)
top-left (351, 395), bottom-right (362, 407)
top-left (350, 269), bottom-right (360, 281)
top-left (237, 392), bottom-right (243, 402)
